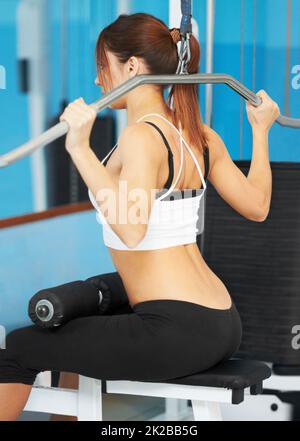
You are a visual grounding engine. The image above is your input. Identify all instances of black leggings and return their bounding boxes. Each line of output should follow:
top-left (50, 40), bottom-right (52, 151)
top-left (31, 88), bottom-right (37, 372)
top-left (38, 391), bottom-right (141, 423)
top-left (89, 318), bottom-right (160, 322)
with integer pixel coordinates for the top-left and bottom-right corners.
top-left (0, 275), bottom-right (242, 386)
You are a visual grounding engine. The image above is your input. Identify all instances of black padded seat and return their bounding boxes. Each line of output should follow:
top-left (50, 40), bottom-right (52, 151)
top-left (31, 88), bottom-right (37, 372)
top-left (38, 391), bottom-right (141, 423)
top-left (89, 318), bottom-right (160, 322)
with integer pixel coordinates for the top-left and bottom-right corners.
top-left (161, 359), bottom-right (272, 404)
top-left (273, 364), bottom-right (300, 376)
top-left (102, 359), bottom-right (271, 405)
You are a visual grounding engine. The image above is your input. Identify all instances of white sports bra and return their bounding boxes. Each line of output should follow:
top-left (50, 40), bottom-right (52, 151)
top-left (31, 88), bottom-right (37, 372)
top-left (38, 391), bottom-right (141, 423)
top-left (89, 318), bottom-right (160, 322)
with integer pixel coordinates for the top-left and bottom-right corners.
top-left (88, 113), bottom-right (208, 251)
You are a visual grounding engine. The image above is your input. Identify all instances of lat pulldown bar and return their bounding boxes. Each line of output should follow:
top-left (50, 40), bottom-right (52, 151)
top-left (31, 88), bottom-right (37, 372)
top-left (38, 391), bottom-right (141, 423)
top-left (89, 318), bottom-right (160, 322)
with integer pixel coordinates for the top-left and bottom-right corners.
top-left (1, 72), bottom-right (299, 168)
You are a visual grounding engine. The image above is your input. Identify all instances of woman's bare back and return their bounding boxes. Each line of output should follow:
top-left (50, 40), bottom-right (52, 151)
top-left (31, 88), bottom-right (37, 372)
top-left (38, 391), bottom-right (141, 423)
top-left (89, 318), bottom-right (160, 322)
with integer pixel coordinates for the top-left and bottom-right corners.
top-left (98, 114), bottom-right (232, 311)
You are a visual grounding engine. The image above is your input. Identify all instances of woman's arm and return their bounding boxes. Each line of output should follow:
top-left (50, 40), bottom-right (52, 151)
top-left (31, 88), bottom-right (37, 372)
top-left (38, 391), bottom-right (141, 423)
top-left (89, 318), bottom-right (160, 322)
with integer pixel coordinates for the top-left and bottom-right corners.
top-left (246, 128), bottom-right (272, 220)
top-left (205, 89), bottom-right (279, 222)
top-left (70, 125), bottom-right (162, 248)
top-left (206, 126), bottom-right (271, 222)
top-left (60, 99), bottom-right (162, 248)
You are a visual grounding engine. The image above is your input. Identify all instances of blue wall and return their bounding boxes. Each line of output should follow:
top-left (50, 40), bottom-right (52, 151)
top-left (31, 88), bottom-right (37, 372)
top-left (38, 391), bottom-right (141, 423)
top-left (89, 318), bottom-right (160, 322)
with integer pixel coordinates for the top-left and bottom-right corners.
top-left (1, 0), bottom-right (299, 219)
top-left (0, 210), bottom-right (115, 334)
top-left (0, 0), bottom-right (33, 218)
top-left (213, 0), bottom-right (300, 160)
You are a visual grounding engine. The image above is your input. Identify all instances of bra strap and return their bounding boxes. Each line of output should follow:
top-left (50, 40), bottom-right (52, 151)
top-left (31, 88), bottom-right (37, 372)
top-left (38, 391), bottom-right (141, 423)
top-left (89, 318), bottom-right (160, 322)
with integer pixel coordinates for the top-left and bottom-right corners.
top-left (101, 143), bottom-right (118, 166)
top-left (137, 113), bottom-right (207, 191)
top-left (203, 147), bottom-right (210, 181)
top-left (143, 121), bottom-right (174, 190)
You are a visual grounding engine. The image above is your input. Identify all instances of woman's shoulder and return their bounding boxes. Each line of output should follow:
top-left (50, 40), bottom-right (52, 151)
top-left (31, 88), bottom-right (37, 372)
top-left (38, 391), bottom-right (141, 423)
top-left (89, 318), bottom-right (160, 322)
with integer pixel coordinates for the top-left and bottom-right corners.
top-left (202, 124), bottom-right (226, 145)
top-left (119, 120), bottom-right (160, 143)
top-left (117, 122), bottom-right (163, 166)
top-left (201, 124), bottom-right (227, 169)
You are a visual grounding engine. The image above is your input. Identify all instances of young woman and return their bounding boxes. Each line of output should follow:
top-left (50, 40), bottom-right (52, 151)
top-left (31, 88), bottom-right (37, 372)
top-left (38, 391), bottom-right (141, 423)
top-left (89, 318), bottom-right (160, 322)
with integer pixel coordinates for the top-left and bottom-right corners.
top-left (0, 13), bottom-right (279, 421)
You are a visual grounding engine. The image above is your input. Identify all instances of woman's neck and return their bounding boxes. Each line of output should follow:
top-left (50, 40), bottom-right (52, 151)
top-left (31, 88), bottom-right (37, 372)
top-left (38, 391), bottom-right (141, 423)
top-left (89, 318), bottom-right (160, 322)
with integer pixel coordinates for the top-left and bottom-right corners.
top-left (126, 87), bottom-right (173, 125)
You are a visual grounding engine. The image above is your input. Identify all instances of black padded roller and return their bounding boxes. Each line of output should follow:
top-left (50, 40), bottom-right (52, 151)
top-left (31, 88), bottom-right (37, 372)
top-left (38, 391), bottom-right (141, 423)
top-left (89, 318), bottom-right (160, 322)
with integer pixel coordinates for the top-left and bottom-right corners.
top-left (28, 272), bottom-right (129, 328)
top-left (85, 271), bottom-right (129, 314)
top-left (28, 280), bottom-right (102, 328)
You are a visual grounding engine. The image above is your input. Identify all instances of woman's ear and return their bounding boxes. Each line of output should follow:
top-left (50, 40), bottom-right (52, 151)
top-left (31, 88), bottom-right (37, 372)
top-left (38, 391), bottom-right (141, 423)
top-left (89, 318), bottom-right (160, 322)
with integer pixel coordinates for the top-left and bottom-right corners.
top-left (127, 56), bottom-right (138, 77)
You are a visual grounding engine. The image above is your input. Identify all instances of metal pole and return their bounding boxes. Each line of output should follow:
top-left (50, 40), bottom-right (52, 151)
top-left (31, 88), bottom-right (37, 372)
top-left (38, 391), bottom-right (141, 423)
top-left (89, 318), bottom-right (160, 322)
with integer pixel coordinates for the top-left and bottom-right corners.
top-left (169, 0), bottom-right (182, 30)
top-left (116, 0), bottom-right (132, 137)
top-left (17, 0), bottom-right (49, 211)
top-left (1, 72), bottom-right (299, 168)
top-left (205, 0), bottom-right (215, 127)
top-left (240, 0), bottom-right (245, 159)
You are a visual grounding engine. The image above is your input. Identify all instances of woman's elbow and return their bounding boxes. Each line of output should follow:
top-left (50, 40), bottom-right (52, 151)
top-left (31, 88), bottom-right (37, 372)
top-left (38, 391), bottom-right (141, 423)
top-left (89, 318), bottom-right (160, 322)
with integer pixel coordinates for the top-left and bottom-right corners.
top-left (122, 225), bottom-right (147, 249)
top-left (253, 213), bottom-right (269, 223)
top-left (248, 206), bottom-right (270, 223)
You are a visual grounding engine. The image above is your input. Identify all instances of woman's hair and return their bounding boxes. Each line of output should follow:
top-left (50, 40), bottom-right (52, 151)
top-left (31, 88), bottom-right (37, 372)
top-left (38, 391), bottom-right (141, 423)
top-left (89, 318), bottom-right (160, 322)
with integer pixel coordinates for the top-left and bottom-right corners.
top-left (95, 12), bottom-right (208, 152)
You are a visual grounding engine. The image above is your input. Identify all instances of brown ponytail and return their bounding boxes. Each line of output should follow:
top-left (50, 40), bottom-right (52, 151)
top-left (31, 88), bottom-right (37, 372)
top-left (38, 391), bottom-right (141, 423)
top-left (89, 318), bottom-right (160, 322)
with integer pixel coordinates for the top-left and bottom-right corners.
top-left (96, 13), bottom-right (209, 153)
top-left (167, 33), bottom-right (209, 152)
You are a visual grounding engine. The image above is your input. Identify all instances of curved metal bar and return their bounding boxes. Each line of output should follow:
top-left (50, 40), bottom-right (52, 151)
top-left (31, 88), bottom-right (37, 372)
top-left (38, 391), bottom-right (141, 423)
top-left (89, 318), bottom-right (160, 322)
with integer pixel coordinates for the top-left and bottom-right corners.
top-left (0, 73), bottom-right (299, 168)
top-left (0, 121), bottom-right (70, 168)
top-left (277, 115), bottom-right (300, 128)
